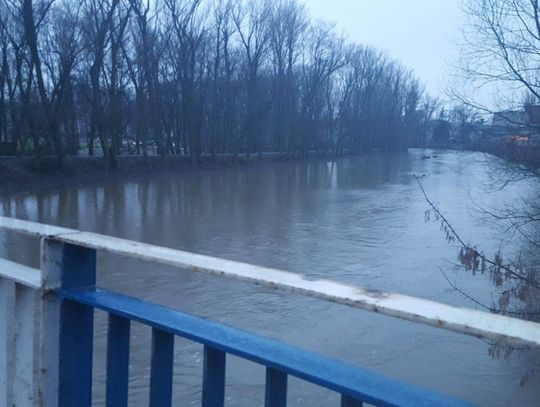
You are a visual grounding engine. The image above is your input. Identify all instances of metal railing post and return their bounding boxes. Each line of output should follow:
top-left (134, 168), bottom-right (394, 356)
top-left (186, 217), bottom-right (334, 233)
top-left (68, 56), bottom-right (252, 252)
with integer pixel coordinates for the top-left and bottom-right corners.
top-left (0, 278), bottom-right (15, 407)
top-left (106, 314), bottom-right (131, 407)
top-left (149, 328), bottom-right (174, 407)
top-left (265, 367), bottom-right (287, 407)
top-left (1, 266), bottom-right (39, 407)
top-left (202, 346), bottom-right (226, 407)
top-left (13, 284), bottom-right (37, 406)
top-left (39, 238), bottom-right (96, 407)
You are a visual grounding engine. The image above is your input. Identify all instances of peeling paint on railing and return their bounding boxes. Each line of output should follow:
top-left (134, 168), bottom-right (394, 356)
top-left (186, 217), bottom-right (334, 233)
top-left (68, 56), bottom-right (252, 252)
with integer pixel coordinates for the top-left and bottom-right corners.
top-left (1, 216), bottom-right (540, 349)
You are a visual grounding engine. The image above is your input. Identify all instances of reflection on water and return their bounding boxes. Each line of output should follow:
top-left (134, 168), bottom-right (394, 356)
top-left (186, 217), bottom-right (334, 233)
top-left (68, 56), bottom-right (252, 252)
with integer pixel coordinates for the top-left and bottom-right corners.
top-left (1, 149), bottom-right (540, 406)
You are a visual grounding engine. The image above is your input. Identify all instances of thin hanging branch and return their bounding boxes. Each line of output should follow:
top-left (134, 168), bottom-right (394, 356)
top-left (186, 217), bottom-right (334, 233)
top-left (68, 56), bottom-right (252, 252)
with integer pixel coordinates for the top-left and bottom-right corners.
top-left (414, 175), bottom-right (540, 291)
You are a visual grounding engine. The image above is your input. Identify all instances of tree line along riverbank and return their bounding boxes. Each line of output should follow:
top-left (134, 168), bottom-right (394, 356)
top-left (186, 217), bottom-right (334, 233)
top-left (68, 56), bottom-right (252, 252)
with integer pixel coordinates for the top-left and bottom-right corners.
top-left (0, 150), bottom-right (379, 195)
top-left (0, 0), bottom-right (434, 171)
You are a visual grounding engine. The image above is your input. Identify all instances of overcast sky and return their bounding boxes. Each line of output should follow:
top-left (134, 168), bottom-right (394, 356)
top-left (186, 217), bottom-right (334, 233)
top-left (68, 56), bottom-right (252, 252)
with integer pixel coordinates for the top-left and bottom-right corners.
top-left (305, 0), bottom-right (464, 100)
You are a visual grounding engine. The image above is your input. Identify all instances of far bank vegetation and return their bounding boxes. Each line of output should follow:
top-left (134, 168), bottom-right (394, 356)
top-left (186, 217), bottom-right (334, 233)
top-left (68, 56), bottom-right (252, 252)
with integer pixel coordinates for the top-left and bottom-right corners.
top-left (0, 0), bottom-right (435, 169)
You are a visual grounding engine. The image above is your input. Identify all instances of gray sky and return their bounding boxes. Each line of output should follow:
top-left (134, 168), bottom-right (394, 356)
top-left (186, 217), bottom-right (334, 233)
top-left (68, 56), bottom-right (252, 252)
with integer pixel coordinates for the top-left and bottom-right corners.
top-left (305, 0), bottom-right (464, 99)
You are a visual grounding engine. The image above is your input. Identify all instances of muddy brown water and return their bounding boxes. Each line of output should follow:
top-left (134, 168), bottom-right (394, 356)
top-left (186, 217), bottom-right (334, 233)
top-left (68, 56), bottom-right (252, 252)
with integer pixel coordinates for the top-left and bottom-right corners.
top-left (1, 149), bottom-right (540, 406)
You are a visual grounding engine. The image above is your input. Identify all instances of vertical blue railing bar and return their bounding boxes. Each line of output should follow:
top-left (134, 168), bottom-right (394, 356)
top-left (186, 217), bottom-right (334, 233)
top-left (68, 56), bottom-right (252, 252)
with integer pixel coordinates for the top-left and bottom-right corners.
top-left (341, 394), bottom-right (363, 407)
top-left (106, 314), bottom-right (131, 407)
top-left (57, 288), bottom-right (475, 407)
top-left (149, 328), bottom-right (174, 407)
top-left (202, 345), bottom-right (226, 407)
top-left (265, 367), bottom-right (287, 407)
top-left (58, 243), bottom-right (96, 407)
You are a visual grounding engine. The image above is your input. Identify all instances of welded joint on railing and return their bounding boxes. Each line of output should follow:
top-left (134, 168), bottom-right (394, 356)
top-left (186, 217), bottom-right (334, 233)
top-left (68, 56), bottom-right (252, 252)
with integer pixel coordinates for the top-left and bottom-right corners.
top-left (39, 234), bottom-right (90, 291)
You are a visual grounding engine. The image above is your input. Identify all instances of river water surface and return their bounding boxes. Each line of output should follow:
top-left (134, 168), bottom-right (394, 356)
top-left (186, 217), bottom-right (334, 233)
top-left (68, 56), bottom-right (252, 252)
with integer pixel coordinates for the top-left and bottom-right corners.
top-left (1, 149), bottom-right (540, 406)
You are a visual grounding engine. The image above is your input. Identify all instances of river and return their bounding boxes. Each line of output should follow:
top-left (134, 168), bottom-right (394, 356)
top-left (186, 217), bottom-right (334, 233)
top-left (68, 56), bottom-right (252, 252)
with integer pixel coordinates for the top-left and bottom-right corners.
top-left (1, 149), bottom-right (539, 406)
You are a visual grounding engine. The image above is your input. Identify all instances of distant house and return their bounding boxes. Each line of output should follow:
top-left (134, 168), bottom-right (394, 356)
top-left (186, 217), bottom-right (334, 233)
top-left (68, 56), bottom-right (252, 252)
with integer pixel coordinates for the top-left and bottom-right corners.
top-left (475, 106), bottom-right (540, 162)
top-left (525, 105), bottom-right (540, 128)
top-left (479, 109), bottom-right (530, 148)
top-left (491, 110), bottom-right (528, 128)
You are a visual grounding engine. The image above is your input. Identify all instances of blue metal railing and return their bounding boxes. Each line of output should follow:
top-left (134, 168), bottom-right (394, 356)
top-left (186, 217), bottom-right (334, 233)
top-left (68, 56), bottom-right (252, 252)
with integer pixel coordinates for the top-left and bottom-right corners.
top-left (57, 288), bottom-right (472, 407)
top-left (7, 217), bottom-right (529, 406)
top-left (45, 240), bottom-right (473, 407)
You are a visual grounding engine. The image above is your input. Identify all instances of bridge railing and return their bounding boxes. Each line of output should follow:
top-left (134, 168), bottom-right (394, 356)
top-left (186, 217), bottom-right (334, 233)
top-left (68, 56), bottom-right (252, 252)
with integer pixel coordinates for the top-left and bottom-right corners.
top-left (1, 217), bottom-right (539, 406)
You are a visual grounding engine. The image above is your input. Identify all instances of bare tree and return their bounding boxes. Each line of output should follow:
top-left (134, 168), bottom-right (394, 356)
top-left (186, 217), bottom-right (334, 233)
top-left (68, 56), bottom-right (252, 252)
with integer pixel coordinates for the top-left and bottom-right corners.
top-left (233, 0), bottom-right (270, 159)
top-left (165, 0), bottom-right (207, 161)
top-left (455, 0), bottom-right (540, 115)
top-left (128, 0), bottom-right (168, 157)
top-left (298, 22), bottom-right (345, 156)
top-left (268, 0), bottom-right (307, 153)
top-left (83, 0), bottom-right (123, 167)
top-left (20, 0), bottom-right (84, 168)
top-left (0, 0), bottom-right (429, 165)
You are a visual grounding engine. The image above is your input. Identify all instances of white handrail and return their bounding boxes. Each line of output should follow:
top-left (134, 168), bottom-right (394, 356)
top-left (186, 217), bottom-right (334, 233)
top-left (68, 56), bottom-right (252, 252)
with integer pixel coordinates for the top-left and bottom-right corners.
top-left (0, 259), bottom-right (40, 289)
top-left (1, 215), bottom-right (540, 349)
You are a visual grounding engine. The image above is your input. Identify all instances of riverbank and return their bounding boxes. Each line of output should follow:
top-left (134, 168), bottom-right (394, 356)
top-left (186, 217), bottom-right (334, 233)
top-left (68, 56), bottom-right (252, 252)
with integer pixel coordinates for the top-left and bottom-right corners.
top-left (488, 143), bottom-right (540, 169)
top-left (0, 151), bottom-right (357, 195)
